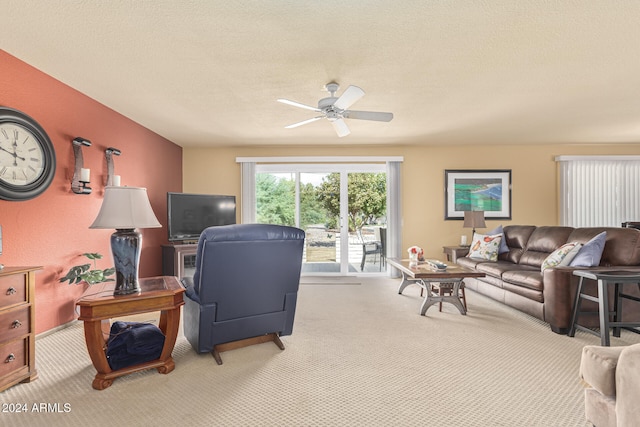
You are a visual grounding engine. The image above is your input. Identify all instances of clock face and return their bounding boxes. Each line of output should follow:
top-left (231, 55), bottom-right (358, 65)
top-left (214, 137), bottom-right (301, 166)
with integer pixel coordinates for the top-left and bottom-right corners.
top-left (0, 107), bottom-right (56, 201)
top-left (0, 122), bottom-right (46, 186)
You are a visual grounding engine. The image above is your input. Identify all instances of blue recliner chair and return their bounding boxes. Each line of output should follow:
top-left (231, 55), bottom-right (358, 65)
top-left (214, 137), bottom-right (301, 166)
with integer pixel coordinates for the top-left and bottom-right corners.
top-left (182, 223), bottom-right (305, 364)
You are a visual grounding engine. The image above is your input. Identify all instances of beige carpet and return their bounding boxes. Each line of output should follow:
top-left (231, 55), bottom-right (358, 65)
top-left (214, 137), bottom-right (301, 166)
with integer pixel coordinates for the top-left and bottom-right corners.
top-left (3, 277), bottom-right (640, 426)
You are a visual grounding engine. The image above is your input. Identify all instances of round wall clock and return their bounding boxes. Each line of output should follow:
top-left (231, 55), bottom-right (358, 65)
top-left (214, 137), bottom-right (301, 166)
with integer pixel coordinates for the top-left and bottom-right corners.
top-left (0, 107), bottom-right (56, 201)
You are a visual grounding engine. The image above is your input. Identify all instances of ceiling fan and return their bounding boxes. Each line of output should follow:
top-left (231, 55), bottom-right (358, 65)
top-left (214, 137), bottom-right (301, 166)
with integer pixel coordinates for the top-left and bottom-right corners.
top-left (277, 82), bottom-right (393, 137)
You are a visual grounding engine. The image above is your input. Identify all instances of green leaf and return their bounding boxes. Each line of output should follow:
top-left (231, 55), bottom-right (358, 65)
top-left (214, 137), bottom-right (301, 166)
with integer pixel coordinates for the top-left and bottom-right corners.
top-left (60, 253), bottom-right (114, 286)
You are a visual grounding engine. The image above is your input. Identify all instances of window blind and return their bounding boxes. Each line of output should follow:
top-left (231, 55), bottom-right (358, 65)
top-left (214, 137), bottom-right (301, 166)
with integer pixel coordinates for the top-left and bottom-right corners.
top-left (557, 156), bottom-right (640, 227)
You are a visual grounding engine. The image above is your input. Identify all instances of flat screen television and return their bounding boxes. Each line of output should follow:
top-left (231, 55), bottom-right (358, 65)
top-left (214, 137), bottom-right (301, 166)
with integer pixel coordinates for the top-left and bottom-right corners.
top-left (167, 192), bottom-right (236, 241)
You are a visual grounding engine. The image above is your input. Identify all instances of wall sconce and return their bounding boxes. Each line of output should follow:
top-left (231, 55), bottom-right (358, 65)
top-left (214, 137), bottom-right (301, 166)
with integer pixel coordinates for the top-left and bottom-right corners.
top-left (105, 147), bottom-right (121, 186)
top-left (72, 137), bottom-right (92, 194)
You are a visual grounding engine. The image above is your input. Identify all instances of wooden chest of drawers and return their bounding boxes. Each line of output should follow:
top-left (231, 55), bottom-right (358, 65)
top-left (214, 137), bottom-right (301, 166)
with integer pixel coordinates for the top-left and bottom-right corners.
top-left (0, 267), bottom-right (39, 392)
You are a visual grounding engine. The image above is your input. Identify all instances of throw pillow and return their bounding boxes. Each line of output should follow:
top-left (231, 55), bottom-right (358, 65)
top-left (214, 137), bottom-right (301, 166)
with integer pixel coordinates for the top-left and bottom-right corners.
top-left (468, 233), bottom-right (502, 261)
top-left (488, 225), bottom-right (509, 254)
top-left (559, 243), bottom-right (583, 266)
top-left (541, 242), bottom-right (581, 271)
top-left (569, 231), bottom-right (607, 267)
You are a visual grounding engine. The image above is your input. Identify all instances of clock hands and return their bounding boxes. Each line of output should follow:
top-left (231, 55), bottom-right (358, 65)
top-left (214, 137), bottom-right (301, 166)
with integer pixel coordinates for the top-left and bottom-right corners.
top-left (0, 144), bottom-right (26, 166)
top-left (0, 145), bottom-right (15, 156)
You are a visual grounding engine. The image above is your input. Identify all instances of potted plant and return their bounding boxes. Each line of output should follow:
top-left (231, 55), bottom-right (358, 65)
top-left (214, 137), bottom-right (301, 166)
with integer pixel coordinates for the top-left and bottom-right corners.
top-left (61, 253), bottom-right (115, 340)
top-left (60, 253), bottom-right (115, 285)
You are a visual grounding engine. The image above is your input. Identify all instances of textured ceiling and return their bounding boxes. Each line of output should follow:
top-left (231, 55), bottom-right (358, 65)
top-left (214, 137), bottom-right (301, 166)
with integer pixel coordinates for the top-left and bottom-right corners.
top-left (4, 1), bottom-right (640, 147)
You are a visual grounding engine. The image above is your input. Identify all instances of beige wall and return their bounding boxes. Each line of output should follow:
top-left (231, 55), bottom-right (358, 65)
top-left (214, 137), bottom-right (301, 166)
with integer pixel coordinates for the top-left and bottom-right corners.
top-left (184, 143), bottom-right (640, 260)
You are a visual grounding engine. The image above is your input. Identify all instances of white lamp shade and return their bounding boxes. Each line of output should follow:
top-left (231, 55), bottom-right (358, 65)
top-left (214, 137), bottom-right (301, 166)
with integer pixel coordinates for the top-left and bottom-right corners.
top-left (90, 186), bottom-right (161, 229)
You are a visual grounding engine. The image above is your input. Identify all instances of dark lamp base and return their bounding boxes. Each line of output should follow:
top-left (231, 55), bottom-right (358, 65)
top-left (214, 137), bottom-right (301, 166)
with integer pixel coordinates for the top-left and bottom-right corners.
top-left (113, 284), bottom-right (140, 295)
top-left (111, 228), bottom-right (142, 296)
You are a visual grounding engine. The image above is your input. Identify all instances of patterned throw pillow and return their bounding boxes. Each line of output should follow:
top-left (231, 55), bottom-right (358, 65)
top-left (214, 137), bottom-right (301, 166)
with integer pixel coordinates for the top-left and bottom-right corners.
top-left (468, 233), bottom-right (503, 261)
top-left (541, 242), bottom-right (582, 272)
top-left (487, 225), bottom-right (509, 254)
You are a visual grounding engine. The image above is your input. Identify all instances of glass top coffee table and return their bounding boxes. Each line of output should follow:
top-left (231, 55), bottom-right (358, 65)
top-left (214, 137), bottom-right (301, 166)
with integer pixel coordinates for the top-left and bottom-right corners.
top-left (386, 258), bottom-right (485, 315)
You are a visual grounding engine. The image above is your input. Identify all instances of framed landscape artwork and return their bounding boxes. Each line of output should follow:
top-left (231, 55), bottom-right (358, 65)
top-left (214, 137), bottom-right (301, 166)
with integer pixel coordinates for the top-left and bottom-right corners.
top-left (444, 169), bottom-right (512, 220)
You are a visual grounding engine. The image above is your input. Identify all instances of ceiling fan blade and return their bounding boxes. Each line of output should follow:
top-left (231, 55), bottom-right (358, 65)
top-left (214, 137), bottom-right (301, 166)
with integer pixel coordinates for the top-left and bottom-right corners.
top-left (343, 110), bottom-right (394, 122)
top-left (277, 98), bottom-right (321, 112)
top-left (334, 85), bottom-right (365, 110)
top-left (284, 116), bottom-right (323, 129)
top-left (330, 118), bottom-right (351, 137)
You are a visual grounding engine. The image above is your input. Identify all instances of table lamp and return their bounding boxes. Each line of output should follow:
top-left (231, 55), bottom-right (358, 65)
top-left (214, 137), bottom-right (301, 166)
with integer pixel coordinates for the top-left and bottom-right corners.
top-left (90, 186), bottom-right (161, 295)
top-left (463, 210), bottom-right (486, 237)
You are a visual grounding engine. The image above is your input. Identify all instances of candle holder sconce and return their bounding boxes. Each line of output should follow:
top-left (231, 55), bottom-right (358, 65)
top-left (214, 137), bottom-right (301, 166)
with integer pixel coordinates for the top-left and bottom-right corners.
top-left (105, 147), bottom-right (121, 187)
top-left (71, 137), bottom-right (92, 194)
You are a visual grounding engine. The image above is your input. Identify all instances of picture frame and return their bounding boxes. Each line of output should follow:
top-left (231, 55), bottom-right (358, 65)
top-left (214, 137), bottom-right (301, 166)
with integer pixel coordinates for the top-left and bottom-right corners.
top-left (444, 169), bottom-right (512, 220)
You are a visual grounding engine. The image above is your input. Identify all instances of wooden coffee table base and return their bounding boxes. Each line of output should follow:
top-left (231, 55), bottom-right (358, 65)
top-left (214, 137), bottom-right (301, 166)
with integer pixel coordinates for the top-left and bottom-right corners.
top-left (397, 273), bottom-right (467, 315)
top-left (76, 276), bottom-right (185, 390)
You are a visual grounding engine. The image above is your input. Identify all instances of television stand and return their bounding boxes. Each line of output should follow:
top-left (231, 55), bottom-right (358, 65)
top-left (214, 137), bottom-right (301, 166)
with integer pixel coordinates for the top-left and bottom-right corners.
top-left (162, 243), bottom-right (197, 280)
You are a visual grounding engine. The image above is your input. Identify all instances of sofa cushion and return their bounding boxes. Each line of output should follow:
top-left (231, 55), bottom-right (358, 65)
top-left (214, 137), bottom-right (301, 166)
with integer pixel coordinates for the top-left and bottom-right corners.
top-left (456, 256), bottom-right (485, 270)
top-left (541, 242), bottom-right (582, 271)
top-left (502, 281), bottom-right (544, 302)
top-left (468, 233), bottom-right (502, 261)
top-left (476, 261), bottom-right (535, 279)
top-left (518, 226), bottom-right (574, 268)
top-left (580, 345), bottom-right (624, 397)
top-left (499, 225), bottom-right (536, 264)
top-left (502, 268), bottom-right (544, 292)
top-left (569, 231), bottom-right (606, 267)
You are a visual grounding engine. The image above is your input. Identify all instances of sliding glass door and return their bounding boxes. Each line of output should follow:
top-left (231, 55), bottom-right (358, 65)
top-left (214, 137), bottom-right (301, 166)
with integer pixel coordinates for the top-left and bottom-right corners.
top-left (255, 164), bottom-right (387, 276)
top-left (346, 172), bottom-right (387, 274)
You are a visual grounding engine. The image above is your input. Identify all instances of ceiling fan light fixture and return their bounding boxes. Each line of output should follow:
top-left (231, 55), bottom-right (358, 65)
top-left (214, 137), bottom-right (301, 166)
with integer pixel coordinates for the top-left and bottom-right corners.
top-left (278, 82), bottom-right (393, 137)
top-left (324, 82), bottom-right (340, 96)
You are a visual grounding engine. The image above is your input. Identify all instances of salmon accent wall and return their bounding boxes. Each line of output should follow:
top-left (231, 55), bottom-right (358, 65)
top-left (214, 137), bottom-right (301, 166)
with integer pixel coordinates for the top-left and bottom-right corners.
top-left (0, 51), bottom-right (183, 334)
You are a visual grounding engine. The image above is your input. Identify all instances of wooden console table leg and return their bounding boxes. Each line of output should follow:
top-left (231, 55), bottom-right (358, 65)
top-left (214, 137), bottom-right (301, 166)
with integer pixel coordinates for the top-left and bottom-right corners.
top-left (157, 308), bottom-right (181, 374)
top-left (83, 320), bottom-right (114, 390)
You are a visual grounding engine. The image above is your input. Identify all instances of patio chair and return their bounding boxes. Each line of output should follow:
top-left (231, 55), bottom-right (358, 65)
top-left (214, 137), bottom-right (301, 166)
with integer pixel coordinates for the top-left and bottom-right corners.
top-left (360, 227), bottom-right (386, 271)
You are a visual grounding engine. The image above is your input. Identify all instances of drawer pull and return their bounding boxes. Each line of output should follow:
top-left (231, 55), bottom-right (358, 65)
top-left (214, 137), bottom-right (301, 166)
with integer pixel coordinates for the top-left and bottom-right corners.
top-left (5, 353), bottom-right (15, 363)
top-left (6, 287), bottom-right (16, 295)
top-left (12, 320), bottom-right (22, 328)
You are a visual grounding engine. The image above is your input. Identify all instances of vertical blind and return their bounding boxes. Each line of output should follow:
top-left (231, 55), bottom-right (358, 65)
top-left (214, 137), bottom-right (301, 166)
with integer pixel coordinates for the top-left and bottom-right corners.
top-left (557, 156), bottom-right (640, 227)
top-left (386, 161), bottom-right (402, 277)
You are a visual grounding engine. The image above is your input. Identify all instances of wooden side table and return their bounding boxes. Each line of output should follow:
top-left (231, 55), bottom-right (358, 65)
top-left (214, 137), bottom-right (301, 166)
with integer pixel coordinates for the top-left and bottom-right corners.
top-left (76, 276), bottom-right (184, 390)
top-left (442, 246), bottom-right (470, 263)
top-left (568, 270), bottom-right (640, 346)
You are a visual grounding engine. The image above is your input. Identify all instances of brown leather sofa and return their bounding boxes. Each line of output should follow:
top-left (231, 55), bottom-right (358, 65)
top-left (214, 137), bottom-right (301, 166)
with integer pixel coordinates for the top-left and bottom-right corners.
top-left (457, 226), bottom-right (640, 334)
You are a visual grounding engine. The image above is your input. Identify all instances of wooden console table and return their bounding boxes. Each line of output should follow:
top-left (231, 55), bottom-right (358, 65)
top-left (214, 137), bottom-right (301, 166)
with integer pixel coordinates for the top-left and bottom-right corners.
top-left (76, 276), bottom-right (184, 390)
